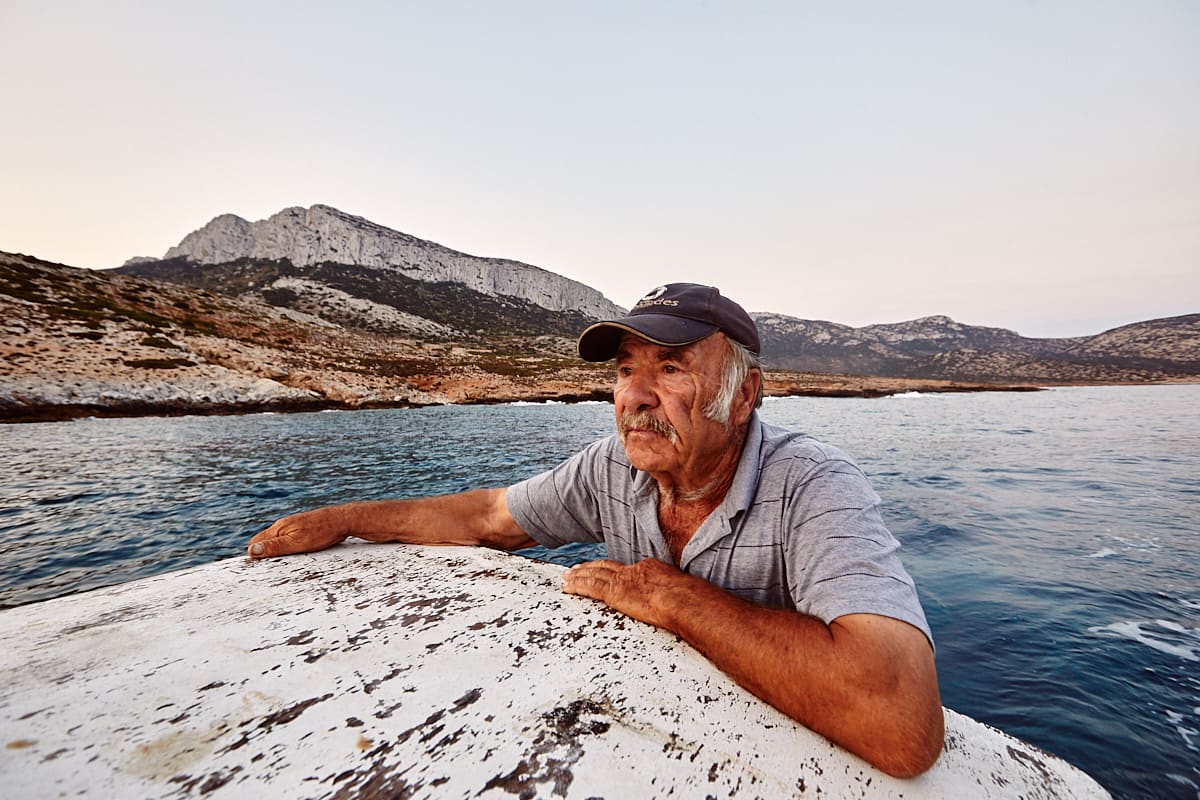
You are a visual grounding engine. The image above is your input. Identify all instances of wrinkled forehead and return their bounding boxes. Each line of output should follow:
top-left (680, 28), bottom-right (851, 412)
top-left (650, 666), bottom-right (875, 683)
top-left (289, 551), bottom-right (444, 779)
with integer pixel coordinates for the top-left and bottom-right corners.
top-left (615, 331), bottom-right (724, 362)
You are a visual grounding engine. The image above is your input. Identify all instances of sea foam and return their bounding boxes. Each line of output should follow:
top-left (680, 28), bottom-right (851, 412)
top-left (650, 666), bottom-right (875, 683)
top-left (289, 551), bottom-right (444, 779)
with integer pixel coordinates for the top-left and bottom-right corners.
top-left (1089, 619), bottom-right (1199, 662)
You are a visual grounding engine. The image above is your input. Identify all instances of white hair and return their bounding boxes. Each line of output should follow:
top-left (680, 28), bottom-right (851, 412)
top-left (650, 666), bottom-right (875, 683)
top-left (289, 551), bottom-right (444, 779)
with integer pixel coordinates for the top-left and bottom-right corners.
top-left (702, 337), bottom-right (763, 424)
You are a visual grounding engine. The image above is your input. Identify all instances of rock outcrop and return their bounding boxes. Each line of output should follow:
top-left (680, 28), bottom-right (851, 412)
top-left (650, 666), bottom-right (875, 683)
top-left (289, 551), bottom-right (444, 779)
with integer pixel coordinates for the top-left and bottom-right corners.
top-left (160, 205), bottom-right (623, 319)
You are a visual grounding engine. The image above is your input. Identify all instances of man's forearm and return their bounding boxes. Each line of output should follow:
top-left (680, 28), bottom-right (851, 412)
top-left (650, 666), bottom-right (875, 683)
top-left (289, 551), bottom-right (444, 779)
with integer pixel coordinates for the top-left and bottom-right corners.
top-left (340, 490), bottom-right (521, 546)
top-left (563, 558), bottom-right (943, 778)
top-left (666, 574), bottom-right (941, 776)
top-left (248, 488), bottom-right (535, 558)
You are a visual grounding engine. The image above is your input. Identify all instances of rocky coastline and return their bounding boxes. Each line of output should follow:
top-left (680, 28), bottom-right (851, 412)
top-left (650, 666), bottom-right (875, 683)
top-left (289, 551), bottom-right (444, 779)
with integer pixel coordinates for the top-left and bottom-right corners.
top-left (18, 355), bottom-right (1198, 424)
top-left (2, 250), bottom-right (1056, 425)
top-left (5, 246), bottom-right (1193, 425)
top-left (3, 370), bottom-right (1046, 425)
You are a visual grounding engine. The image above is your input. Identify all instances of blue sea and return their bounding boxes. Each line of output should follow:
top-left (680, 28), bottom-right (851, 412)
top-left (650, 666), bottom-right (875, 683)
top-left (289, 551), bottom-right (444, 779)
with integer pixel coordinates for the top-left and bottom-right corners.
top-left (2, 385), bottom-right (1197, 798)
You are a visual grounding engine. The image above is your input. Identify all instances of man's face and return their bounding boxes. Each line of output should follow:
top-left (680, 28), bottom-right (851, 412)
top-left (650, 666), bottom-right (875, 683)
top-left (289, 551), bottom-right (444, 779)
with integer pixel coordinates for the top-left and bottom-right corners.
top-left (613, 333), bottom-right (739, 484)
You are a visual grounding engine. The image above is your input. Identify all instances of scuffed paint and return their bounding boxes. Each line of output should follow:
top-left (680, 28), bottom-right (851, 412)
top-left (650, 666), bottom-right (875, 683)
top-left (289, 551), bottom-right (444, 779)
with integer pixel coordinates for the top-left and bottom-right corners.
top-left (0, 543), bottom-right (1109, 798)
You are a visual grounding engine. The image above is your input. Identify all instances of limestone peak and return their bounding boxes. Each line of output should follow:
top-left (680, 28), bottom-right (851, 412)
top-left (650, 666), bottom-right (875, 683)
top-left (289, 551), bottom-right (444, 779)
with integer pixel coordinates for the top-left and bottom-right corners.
top-left (162, 205), bottom-right (623, 318)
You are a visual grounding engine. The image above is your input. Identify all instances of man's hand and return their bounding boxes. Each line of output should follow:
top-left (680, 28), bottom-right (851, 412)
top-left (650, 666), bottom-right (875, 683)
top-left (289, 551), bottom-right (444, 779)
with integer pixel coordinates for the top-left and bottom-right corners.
top-left (247, 506), bottom-right (351, 559)
top-left (563, 557), bottom-right (696, 628)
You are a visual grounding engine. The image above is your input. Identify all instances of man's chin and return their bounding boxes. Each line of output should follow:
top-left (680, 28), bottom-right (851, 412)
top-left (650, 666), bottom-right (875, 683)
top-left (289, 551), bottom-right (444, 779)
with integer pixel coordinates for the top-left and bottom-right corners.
top-left (620, 437), bottom-right (671, 470)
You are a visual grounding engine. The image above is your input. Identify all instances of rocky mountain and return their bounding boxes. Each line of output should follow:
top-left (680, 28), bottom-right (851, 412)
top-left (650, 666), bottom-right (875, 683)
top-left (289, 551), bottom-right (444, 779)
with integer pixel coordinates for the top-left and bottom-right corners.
top-left (755, 312), bottom-right (1200, 384)
top-left (115, 205), bottom-right (629, 344)
top-left (116, 204), bottom-right (1198, 387)
top-left (137, 204), bottom-right (623, 319)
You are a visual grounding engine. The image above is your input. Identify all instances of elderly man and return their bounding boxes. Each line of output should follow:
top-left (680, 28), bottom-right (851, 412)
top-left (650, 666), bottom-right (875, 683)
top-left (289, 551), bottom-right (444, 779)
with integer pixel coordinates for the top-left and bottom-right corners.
top-left (247, 283), bottom-right (944, 777)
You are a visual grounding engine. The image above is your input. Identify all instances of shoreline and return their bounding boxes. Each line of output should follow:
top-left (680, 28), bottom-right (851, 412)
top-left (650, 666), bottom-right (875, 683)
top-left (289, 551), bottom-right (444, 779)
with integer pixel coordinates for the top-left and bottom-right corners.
top-left (5, 373), bottom-right (1196, 425)
top-left (0, 377), bottom-right (1048, 425)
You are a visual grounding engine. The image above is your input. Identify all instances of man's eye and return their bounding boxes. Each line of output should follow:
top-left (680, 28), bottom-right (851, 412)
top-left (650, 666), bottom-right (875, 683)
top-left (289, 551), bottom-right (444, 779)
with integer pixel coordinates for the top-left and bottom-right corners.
top-left (663, 364), bottom-right (678, 374)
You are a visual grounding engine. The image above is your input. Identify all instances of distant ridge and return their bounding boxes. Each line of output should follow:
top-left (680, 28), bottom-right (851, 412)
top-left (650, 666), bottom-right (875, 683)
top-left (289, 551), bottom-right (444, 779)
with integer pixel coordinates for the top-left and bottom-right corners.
top-left (754, 312), bottom-right (1200, 383)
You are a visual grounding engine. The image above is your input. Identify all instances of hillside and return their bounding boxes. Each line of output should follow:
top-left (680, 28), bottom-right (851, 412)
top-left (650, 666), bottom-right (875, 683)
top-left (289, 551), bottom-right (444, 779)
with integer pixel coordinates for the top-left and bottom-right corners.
top-left (0, 252), bottom-right (613, 422)
top-left (115, 257), bottom-right (598, 342)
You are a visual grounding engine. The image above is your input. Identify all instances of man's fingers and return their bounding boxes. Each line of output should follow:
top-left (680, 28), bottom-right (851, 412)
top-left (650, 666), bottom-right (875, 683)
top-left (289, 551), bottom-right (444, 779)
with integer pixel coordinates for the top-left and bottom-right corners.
top-left (246, 507), bottom-right (350, 559)
top-left (563, 557), bottom-right (689, 630)
top-left (246, 524), bottom-right (309, 559)
top-left (246, 528), bottom-right (286, 559)
top-left (563, 559), bottom-right (622, 597)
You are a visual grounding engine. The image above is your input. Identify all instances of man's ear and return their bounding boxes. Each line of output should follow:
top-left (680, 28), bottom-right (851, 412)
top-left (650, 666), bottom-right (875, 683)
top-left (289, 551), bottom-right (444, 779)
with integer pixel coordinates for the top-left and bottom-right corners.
top-left (731, 369), bottom-right (762, 427)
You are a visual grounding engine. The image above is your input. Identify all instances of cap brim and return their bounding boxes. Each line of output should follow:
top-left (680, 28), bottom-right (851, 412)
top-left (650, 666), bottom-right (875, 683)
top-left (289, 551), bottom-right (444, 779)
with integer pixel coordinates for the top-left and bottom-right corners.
top-left (577, 315), bottom-right (719, 362)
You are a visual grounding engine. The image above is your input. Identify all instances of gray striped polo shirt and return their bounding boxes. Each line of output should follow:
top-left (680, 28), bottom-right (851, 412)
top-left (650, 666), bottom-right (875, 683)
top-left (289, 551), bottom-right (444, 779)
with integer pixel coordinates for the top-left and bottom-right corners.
top-left (507, 412), bottom-right (932, 644)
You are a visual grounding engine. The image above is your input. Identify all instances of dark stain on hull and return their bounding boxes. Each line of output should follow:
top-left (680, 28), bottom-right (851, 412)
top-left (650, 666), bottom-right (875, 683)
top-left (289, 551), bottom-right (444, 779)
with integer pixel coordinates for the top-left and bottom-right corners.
top-left (324, 688), bottom-right (485, 799)
top-left (482, 697), bottom-right (615, 799)
top-left (219, 694), bottom-right (334, 755)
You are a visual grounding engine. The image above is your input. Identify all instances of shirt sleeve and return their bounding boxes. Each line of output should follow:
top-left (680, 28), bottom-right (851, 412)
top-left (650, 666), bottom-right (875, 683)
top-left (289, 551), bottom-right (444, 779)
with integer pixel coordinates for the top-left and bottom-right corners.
top-left (506, 438), bottom-right (609, 548)
top-left (783, 448), bottom-right (933, 646)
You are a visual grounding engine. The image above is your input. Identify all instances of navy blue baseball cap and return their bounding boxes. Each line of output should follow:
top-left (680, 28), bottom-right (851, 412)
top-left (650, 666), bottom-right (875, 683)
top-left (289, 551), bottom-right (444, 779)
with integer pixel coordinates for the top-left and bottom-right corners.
top-left (578, 283), bottom-right (761, 362)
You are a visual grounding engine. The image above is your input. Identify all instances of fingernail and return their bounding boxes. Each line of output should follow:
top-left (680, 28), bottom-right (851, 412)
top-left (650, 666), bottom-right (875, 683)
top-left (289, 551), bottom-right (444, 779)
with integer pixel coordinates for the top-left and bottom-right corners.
top-left (250, 543), bottom-right (263, 556)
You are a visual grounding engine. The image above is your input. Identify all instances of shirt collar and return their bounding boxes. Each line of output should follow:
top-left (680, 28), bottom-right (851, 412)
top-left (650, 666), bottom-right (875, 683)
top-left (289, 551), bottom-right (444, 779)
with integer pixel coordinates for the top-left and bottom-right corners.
top-left (675, 412), bottom-right (763, 567)
top-left (722, 410), bottom-right (764, 519)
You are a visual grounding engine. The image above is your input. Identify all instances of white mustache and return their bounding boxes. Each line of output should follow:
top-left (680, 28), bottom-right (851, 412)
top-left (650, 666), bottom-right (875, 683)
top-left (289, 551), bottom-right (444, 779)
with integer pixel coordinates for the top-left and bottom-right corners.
top-left (618, 411), bottom-right (679, 444)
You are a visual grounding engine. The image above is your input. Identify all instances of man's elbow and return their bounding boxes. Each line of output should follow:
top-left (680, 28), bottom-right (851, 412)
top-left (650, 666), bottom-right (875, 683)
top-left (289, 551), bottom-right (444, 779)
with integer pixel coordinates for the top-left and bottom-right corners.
top-left (871, 704), bottom-right (945, 779)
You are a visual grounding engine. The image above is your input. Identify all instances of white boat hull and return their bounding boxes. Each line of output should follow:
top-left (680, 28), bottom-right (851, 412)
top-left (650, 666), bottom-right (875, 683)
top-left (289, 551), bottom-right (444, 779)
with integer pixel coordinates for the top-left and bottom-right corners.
top-left (0, 543), bottom-right (1109, 798)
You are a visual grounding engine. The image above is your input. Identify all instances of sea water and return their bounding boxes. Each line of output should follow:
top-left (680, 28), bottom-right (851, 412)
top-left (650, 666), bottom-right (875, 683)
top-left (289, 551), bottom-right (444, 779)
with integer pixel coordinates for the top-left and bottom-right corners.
top-left (1, 385), bottom-right (1197, 798)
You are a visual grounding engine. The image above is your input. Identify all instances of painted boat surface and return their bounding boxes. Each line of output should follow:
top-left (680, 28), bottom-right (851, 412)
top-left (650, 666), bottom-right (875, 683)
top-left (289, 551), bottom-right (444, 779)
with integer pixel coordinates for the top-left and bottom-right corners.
top-left (0, 543), bottom-right (1110, 799)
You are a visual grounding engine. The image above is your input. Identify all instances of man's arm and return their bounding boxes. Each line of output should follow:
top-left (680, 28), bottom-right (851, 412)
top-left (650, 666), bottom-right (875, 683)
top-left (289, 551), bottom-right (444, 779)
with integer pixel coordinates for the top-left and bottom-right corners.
top-left (563, 557), bottom-right (944, 778)
top-left (247, 488), bottom-right (537, 558)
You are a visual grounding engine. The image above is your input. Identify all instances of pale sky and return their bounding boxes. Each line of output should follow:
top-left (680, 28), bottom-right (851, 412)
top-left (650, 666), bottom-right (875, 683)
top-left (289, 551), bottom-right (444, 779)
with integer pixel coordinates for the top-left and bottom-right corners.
top-left (1, 1), bottom-right (1196, 338)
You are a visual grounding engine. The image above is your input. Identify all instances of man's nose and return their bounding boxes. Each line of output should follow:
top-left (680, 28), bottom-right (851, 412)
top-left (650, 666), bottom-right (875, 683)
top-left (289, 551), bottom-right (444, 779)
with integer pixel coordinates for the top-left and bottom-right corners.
top-left (621, 370), bottom-right (659, 410)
